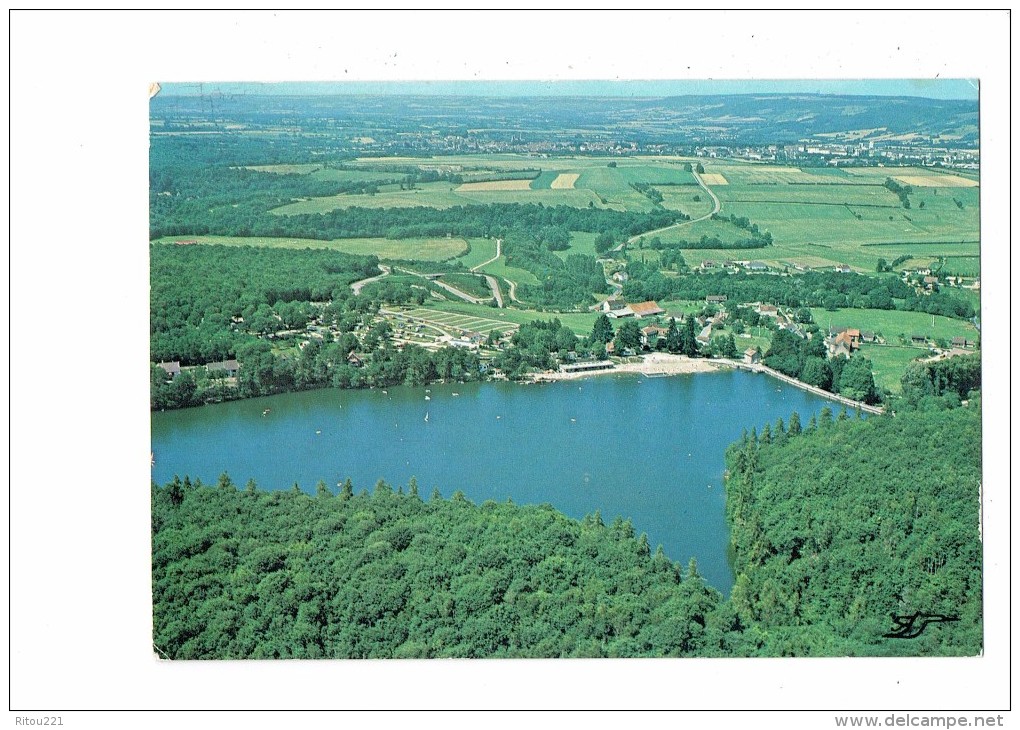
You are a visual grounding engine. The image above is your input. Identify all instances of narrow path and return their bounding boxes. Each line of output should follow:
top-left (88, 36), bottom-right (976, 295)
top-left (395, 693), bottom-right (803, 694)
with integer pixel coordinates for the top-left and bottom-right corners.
top-left (503, 276), bottom-right (521, 304)
top-left (350, 264), bottom-right (391, 295)
top-left (622, 169), bottom-right (722, 247)
top-left (470, 238), bottom-right (502, 272)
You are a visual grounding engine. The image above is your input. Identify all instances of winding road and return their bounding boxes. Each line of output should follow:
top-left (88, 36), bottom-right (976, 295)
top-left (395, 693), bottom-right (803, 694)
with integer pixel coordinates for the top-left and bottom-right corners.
top-left (622, 169), bottom-right (722, 247)
top-left (350, 264), bottom-right (391, 295)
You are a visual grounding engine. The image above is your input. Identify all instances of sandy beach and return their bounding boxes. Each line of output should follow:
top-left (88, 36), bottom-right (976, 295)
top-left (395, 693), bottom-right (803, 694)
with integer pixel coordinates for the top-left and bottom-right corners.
top-left (530, 353), bottom-right (724, 382)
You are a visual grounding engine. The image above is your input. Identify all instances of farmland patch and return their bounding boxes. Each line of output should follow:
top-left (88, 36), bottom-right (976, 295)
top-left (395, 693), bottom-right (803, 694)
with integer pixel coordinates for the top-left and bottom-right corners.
top-left (550, 173), bottom-right (580, 189)
top-left (456, 179), bottom-right (535, 192)
top-left (699, 173), bottom-right (729, 186)
top-left (892, 174), bottom-right (979, 188)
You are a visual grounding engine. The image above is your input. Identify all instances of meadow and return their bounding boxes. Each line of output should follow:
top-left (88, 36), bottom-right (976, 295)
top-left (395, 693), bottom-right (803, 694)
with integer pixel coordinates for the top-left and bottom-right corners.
top-left (808, 307), bottom-right (979, 342)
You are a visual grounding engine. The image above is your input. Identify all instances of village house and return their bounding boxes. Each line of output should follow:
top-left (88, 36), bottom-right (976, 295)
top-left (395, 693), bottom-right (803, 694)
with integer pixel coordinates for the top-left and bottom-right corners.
top-left (757, 304), bottom-right (780, 317)
top-left (951, 336), bottom-right (976, 349)
top-left (826, 328), bottom-right (861, 358)
top-left (923, 276), bottom-right (939, 291)
top-left (346, 353), bottom-right (364, 368)
top-left (696, 324), bottom-right (713, 346)
top-left (706, 295), bottom-right (727, 304)
top-left (157, 361), bottom-right (181, 379)
top-left (611, 271), bottom-right (629, 283)
top-left (743, 348), bottom-right (761, 365)
top-left (641, 325), bottom-right (670, 348)
top-left (206, 359), bottom-right (240, 377)
top-left (745, 261), bottom-right (768, 272)
top-left (834, 263), bottom-right (852, 274)
top-left (911, 333), bottom-right (929, 345)
top-left (599, 298), bottom-right (629, 314)
top-left (700, 260), bottom-right (718, 270)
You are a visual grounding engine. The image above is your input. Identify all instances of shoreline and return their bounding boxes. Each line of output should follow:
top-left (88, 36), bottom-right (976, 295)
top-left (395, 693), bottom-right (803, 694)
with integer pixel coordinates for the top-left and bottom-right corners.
top-left (528, 352), bottom-right (722, 381)
top-left (529, 353), bottom-right (885, 415)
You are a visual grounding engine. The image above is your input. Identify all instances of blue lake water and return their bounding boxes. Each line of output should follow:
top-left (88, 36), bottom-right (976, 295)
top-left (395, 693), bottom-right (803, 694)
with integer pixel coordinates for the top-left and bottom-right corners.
top-left (151, 369), bottom-right (836, 592)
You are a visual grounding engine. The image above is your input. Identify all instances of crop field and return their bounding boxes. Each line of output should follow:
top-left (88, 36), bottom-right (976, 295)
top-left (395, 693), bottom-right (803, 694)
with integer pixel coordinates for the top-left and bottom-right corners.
top-left (892, 173), bottom-right (979, 188)
top-left (706, 165), bottom-right (846, 185)
top-left (250, 155), bottom-right (979, 280)
top-left (699, 173), bottom-right (728, 186)
top-left (715, 183), bottom-right (900, 207)
top-left (550, 173), bottom-right (580, 189)
top-left (456, 179), bottom-right (534, 192)
top-left (529, 171), bottom-right (561, 189)
top-left (151, 235), bottom-right (468, 261)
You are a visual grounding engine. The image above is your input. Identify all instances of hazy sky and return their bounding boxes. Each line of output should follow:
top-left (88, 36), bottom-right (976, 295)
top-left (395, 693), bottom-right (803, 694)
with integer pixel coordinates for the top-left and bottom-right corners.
top-left (158, 79), bottom-right (978, 101)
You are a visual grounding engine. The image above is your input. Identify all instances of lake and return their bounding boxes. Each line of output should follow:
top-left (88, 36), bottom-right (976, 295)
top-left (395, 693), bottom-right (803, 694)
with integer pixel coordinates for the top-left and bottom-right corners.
top-left (151, 369), bottom-right (837, 592)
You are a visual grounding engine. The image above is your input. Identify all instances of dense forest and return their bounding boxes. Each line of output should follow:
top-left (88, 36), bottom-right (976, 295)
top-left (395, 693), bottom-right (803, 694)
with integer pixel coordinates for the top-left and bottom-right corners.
top-left (152, 478), bottom-right (724, 659)
top-left (152, 399), bottom-right (982, 658)
top-left (724, 401), bottom-right (982, 656)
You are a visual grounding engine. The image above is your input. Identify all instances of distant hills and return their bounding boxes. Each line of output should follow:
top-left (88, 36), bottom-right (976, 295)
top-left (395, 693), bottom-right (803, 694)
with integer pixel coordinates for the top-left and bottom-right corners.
top-left (151, 91), bottom-right (978, 148)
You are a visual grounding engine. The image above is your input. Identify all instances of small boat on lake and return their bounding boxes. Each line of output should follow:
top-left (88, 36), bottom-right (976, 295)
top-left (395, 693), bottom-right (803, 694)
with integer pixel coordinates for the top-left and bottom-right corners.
top-left (424, 412), bottom-right (429, 423)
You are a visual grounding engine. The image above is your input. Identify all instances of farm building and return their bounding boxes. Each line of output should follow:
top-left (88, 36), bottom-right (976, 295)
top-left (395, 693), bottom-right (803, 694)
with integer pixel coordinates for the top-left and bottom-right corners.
top-left (706, 295), bottom-right (727, 304)
top-left (629, 301), bottom-right (665, 318)
top-left (745, 261), bottom-right (768, 272)
top-left (951, 337), bottom-right (976, 349)
top-left (834, 263), bottom-right (852, 274)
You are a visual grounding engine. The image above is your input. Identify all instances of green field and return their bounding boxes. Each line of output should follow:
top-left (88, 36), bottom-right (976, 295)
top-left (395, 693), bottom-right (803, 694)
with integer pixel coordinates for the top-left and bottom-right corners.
top-left (659, 187), bottom-right (716, 218)
top-left (477, 256), bottom-right (541, 287)
top-left (152, 235), bottom-right (468, 261)
top-left (237, 154), bottom-right (980, 285)
top-left (454, 238), bottom-right (499, 270)
top-left (551, 232), bottom-right (599, 261)
top-left (809, 307), bottom-right (979, 343)
top-left (858, 344), bottom-right (930, 394)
